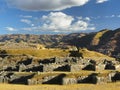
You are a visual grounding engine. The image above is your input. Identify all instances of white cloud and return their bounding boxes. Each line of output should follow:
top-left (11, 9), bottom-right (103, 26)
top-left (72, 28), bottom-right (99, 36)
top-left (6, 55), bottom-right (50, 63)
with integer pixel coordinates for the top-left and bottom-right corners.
top-left (77, 16), bottom-right (83, 20)
top-left (111, 15), bottom-right (115, 17)
top-left (77, 16), bottom-right (90, 21)
top-left (42, 12), bottom-right (74, 30)
top-left (117, 15), bottom-right (120, 18)
top-left (22, 27), bottom-right (33, 31)
top-left (6, 0), bottom-right (89, 11)
top-left (20, 19), bottom-right (31, 24)
top-left (70, 20), bottom-right (88, 31)
top-left (105, 15), bottom-right (115, 18)
top-left (85, 17), bottom-right (91, 21)
top-left (31, 24), bottom-right (35, 27)
top-left (5, 27), bottom-right (17, 31)
top-left (96, 0), bottom-right (108, 3)
top-left (22, 12), bottom-right (95, 33)
top-left (43, 12), bottom-right (95, 32)
top-left (92, 14), bottom-right (118, 19)
top-left (20, 15), bottom-right (32, 18)
top-left (22, 26), bottom-right (45, 32)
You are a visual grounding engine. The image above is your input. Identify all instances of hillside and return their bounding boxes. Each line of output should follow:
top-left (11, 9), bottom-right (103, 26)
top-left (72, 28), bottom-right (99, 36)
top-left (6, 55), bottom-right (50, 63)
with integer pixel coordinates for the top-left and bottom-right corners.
top-left (78, 48), bottom-right (114, 61)
top-left (0, 34), bottom-right (65, 48)
top-left (0, 48), bottom-right (113, 60)
top-left (0, 28), bottom-right (120, 57)
top-left (62, 28), bottom-right (120, 57)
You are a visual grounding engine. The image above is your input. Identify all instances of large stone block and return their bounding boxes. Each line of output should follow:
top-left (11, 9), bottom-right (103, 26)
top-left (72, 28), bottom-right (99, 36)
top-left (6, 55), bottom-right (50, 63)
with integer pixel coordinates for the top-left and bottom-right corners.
top-left (70, 64), bottom-right (84, 72)
top-left (43, 64), bottom-right (62, 72)
top-left (96, 64), bottom-right (105, 71)
top-left (62, 77), bottom-right (77, 85)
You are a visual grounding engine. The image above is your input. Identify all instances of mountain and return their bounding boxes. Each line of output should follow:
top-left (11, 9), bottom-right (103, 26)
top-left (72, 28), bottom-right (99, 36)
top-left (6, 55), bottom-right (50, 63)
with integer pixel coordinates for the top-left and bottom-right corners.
top-left (0, 34), bottom-right (65, 48)
top-left (0, 28), bottom-right (120, 56)
top-left (64, 28), bottom-right (120, 57)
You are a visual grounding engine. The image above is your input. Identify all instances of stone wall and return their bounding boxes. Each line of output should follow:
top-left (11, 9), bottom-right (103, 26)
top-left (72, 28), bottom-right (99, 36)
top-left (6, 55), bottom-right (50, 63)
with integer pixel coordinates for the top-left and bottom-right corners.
top-left (62, 78), bottom-right (77, 85)
top-left (43, 64), bottom-right (62, 72)
top-left (96, 64), bottom-right (105, 71)
top-left (1, 55), bottom-right (120, 72)
top-left (70, 64), bottom-right (84, 72)
top-left (0, 54), bottom-right (120, 85)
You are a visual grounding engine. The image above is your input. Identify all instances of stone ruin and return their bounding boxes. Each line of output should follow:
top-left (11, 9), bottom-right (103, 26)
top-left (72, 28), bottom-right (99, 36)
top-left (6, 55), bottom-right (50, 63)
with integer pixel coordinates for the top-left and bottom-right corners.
top-left (27, 71), bottom-right (120, 85)
top-left (0, 54), bottom-right (120, 85)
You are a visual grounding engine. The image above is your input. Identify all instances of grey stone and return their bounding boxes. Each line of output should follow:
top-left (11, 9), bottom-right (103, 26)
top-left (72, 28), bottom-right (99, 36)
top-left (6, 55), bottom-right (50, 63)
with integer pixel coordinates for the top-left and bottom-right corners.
top-left (62, 78), bottom-right (77, 85)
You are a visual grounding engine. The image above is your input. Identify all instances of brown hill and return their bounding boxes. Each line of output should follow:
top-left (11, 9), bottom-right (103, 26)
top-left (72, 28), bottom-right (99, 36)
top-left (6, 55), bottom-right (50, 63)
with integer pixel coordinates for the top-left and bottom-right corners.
top-left (0, 34), bottom-right (65, 48)
top-left (65, 28), bottom-right (120, 57)
top-left (0, 28), bottom-right (120, 57)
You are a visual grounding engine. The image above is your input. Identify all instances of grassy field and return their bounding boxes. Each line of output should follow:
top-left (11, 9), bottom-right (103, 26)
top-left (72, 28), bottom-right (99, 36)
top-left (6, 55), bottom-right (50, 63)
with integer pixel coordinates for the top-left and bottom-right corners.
top-left (0, 83), bottom-right (120, 90)
top-left (79, 48), bottom-right (115, 61)
top-left (4, 49), bottom-right (69, 59)
top-left (2, 48), bottom-right (114, 61)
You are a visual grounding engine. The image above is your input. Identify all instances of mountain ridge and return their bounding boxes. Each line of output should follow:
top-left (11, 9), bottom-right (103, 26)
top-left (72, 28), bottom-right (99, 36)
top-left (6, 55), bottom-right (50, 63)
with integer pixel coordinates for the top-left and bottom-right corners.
top-left (0, 28), bottom-right (120, 57)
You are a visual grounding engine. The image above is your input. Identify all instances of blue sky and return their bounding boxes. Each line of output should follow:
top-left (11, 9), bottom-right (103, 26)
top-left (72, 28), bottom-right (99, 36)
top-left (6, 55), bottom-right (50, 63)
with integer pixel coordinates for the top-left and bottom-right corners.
top-left (0, 0), bottom-right (120, 34)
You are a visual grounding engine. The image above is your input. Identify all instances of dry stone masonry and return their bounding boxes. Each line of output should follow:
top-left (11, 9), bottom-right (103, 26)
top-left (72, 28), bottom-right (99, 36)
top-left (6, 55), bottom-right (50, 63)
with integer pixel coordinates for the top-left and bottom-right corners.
top-left (0, 54), bottom-right (120, 85)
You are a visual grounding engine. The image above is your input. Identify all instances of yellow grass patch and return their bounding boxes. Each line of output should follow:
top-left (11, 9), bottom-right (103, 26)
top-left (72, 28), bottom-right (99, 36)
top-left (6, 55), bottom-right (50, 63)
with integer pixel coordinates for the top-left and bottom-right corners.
top-left (1, 48), bottom-right (114, 61)
top-left (79, 48), bottom-right (115, 61)
top-left (91, 30), bottom-right (109, 46)
top-left (4, 49), bottom-right (69, 59)
top-left (0, 82), bottom-right (120, 90)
